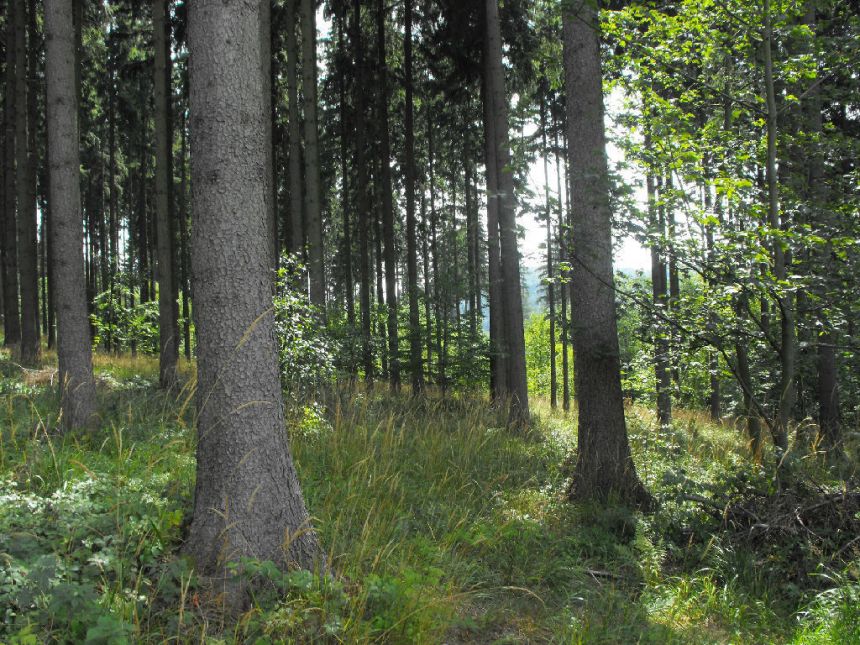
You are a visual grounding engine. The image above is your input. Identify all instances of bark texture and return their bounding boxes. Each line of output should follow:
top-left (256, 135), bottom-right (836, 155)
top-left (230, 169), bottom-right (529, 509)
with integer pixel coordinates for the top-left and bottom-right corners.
top-left (186, 0), bottom-right (319, 587)
top-left (45, 0), bottom-right (97, 431)
top-left (484, 0), bottom-right (528, 424)
top-left (17, 0), bottom-right (39, 365)
top-left (301, 0), bottom-right (325, 310)
top-left (563, 0), bottom-right (649, 507)
top-left (153, 0), bottom-right (179, 387)
top-left (3, 0), bottom-right (21, 348)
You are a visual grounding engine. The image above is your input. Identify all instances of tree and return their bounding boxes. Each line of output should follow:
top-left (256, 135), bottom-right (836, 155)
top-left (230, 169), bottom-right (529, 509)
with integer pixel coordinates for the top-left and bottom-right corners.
top-left (403, 0), bottom-right (422, 394)
top-left (3, 0), bottom-right (21, 349)
top-left (16, 0), bottom-right (39, 365)
top-left (45, 0), bottom-right (97, 431)
top-left (563, 0), bottom-right (649, 507)
top-left (484, 0), bottom-right (529, 425)
top-left (153, 0), bottom-right (179, 387)
top-left (185, 0), bottom-right (320, 596)
top-left (301, 0), bottom-right (325, 310)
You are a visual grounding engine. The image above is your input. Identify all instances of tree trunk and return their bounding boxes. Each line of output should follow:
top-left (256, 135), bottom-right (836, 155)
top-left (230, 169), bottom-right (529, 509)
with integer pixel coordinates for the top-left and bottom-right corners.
top-left (285, 0), bottom-right (303, 257)
top-left (375, 0), bottom-right (399, 388)
top-left (485, 0), bottom-right (528, 425)
top-left (153, 0), bottom-right (178, 387)
top-left (179, 103), bottom-right (192, 360)
top-left (403, 0), bottom-right (422, 394)
top-left (3, 0), bottom-right (21, 349)
top-left (185, 0), bottom-right (320, 593)
top-left (301, 0), bottom-right (325, 310)
top-left (645, 131), bottom-right (671, 428)
top-left (763, 0), bottom-right (793, 453)
top-left (482, 60), bottom-right (506, 402)
top-left (540, 95), bottom-right (556, 408)
top-left (45, 0), bottom-right (96, 430)
top-left (555, 120), bottom-right (570, 412)
top-left (353, 0), bottom-right (373, 382)
top-left (563, 0), bottom-right (649, 507)
top-left (17, 0), bottom-right (39, 365)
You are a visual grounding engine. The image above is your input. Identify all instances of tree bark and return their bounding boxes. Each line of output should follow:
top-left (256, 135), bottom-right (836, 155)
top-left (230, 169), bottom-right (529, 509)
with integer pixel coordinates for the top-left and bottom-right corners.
top-left (353, 0), bottom-right (373, 381)
top-left (375, 0), bottom-right (399, 389)
top-left (301, 0), bottom-right (325, 310)
top-left (285, 0), bottom-right (304, 257)
top-left (540, 94), bottom-right (557, 408)
top-left (185, 0), bottom-right (320, 593)
top-left (17, 0), bottom-right (39, 365)
top-left (3, 0), bottom-right (21, 349)
top-left (485, 0), bottom-right (528, 425)
top-left (563, 0), bottom-right (649, 507)
top-left (45, 0), bottom-right (97, 431)
top-left (763, 0), bottom-right (794, 453)
top-left (153, 0), bottom-right (179, 387)
top-left (403, 0), bottom-right (422, 394)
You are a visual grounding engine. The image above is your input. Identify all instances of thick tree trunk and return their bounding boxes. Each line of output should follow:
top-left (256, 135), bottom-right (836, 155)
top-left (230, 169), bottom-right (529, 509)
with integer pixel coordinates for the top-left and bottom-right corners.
top-left (375, 0), bottom-right (399, 388)
top-left (153, 0), bottom-right (179, 387)
top-left (563, 0), bottom-right (649, 507)
top-left (45, 0), bottom-right (96, 430)
top-left (186, 0), bottom-right (320, 592)
top-left (403, 0), bottom-right (422, 394)
top-left (17, 0), bottom-right (39, 365)
top-left (3, 0), bottom-right (21, 349)
top-left (485, 0), bottom-right (528, 425)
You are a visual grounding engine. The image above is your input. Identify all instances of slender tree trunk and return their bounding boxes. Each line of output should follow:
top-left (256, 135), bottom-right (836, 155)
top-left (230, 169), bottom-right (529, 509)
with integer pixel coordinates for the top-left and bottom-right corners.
top-left (563, 0), bottom-right (649, 507)
top-left (555, 120), bottom-right (570, 412)
top-left (375, 0), bottom-right (399, 388)
top-left (185, 0), bottom-right (320, 592)
top-left (485, 0), bottom-right (528, 424)
top-left (763, 0), bottom-right (793, 453)
top-left (179, 105), bottom-right (191, 359)
top-left (403, 0), bottom-right (421, 394)
top-left (482, 69), bottom-right (506, 402)
top-left (285, 0), bottom-right (304, 257)
top-left (336, 6), bottom-right (355, 330)
top-left (153, 0), bottom-right (178, 387)
top-left (374, 197), bottom-right (388, 379)
top-left (301, 0), bottom-right (325, 310)
top-left (45, 0), bottom-right (96, 430)
top-left (3, 0), bottom-right (21, 348)
top-left (540, 95), bottom-right (556, 408)
top-left (353, 0), bottom-right (373, 381)
top-left (17, 0), bottom-right (39, 365)
top-left (421, 190), bottom-right (432, 380)
top-left (646, 132), bottom-right (671, 428)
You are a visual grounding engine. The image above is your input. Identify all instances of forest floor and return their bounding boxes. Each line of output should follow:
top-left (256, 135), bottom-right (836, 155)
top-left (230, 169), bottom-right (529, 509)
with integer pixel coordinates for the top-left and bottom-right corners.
top-left (0, 351), bottom-right (858, 644)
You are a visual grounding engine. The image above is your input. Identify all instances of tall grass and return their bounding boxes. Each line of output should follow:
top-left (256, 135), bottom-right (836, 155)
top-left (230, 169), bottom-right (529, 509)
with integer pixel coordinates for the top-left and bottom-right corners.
top-left (0, 352), bottom-right (856, 642)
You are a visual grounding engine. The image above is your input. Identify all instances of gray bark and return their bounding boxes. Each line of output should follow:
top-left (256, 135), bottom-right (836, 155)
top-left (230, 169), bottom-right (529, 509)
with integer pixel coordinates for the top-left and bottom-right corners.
top-left (285, 0), bottom-right (303, 256)
top-left (375, 0), bottom-right (399, 389)
top-left (403, 0), bottom-right (422, 394)
top-left (563, 0), bottom-right (649, 507)
top-left (17, 0), bottom-right (39, 365)
top-left (485, 0), bottom-right (528, 425)
top-left (45, 0), bottom-right (97, 431)
top-left (185, 0), bottom-right (320, 591)
top-left (3, 0), bottom-right (21, 348)
top-left (301, 0), bottom-right (325, 310)
top-left (153, 0), bottom-right (179, 387)
top-left (763, 0), bottom-right (794, 453)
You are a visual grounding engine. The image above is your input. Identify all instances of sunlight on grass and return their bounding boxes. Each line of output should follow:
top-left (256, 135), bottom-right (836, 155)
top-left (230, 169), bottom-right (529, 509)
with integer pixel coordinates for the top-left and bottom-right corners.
top-left (0, 354), bottom-right (857, 642)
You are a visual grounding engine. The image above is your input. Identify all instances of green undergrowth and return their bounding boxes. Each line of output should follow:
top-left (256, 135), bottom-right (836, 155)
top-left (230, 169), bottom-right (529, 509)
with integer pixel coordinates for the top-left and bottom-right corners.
top-left (0, 352), bottom-right (857, 643)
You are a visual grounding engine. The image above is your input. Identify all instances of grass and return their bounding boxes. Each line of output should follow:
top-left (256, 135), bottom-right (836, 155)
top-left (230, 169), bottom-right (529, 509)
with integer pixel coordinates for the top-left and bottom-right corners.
top-left (0, 349), bottom-right (857, 643)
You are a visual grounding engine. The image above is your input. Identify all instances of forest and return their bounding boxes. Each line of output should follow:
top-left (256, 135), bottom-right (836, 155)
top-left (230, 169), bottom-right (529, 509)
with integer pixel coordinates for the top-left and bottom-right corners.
top-left (0, 0), bottom-right (859, 642)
